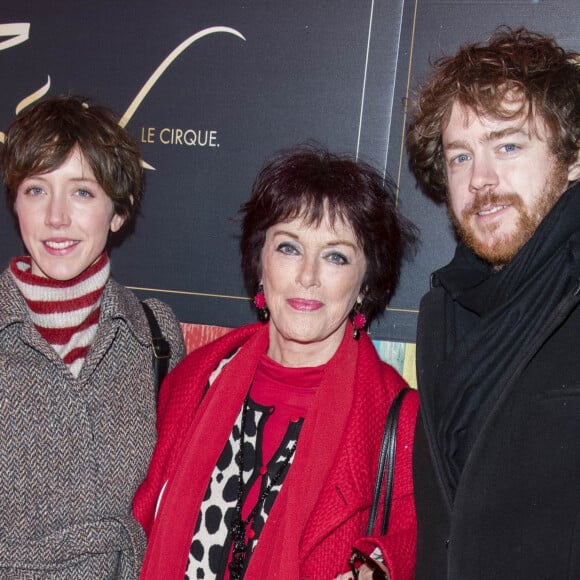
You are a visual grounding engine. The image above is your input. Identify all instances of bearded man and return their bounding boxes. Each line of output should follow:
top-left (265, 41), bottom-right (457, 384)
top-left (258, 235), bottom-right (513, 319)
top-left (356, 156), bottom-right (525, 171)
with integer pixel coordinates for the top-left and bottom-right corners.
top-left (406, 27), bottom-right (580, 579)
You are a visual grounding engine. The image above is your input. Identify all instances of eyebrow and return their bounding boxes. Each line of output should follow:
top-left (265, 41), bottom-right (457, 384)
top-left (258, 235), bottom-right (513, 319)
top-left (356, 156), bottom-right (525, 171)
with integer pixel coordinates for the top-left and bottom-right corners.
top-left (21, 175), bottom-right (99, 184)
top-left (487, 127), bottom-right (531, 141)
top-left (272, 229), bottom-right (359, 250)
top-left (444, 127), bottom-right (531, 151)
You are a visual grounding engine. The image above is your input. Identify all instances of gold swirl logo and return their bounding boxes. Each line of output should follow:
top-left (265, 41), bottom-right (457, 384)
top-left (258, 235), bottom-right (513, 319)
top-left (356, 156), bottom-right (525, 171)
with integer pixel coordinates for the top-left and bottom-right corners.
top-left (0, 23), bottom-right (246, 167)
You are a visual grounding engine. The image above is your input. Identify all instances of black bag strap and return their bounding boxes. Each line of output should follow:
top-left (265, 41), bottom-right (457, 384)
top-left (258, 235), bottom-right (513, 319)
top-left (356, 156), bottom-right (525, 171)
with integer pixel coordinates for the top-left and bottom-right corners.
top-left (141, 301), bottom-right (171, 402)
top-left (366, 386), bottom-right (411, 536)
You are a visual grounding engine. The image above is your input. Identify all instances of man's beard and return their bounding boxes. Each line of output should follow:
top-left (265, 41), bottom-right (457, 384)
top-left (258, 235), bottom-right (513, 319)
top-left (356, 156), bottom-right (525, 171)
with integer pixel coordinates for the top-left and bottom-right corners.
top-left (448, 162), bottom-right (569, 266)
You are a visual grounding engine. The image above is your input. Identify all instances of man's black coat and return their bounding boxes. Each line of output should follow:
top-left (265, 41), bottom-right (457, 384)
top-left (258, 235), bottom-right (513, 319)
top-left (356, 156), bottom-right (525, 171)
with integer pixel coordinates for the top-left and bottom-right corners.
top-left (414, 213), bottom-right (580, 579)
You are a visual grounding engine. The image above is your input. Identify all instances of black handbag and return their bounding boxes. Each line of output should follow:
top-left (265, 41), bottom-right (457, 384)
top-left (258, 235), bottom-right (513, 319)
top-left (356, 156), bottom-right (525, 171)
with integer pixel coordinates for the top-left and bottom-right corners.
top-left (350, 387), bottom-right (411, 579)
top-left (366, 386), bottom-right (411, 536)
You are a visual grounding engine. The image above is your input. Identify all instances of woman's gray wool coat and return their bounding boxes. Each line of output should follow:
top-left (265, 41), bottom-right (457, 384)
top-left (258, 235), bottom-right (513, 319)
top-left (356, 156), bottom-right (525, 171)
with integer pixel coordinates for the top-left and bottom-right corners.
top-left (0, 270), bottom-right (185, 579)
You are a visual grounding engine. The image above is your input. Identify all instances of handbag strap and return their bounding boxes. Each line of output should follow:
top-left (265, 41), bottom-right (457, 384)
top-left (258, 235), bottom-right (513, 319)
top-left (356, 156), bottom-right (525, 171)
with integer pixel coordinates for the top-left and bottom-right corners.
top-left (366, 386), bottom-right (411, 536)
top-left (141, 301), bottom-right (171, 402)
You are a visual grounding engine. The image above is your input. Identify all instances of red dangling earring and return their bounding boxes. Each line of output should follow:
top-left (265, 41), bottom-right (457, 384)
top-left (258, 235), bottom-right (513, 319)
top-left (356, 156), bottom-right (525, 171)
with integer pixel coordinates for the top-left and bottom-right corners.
top-left (352, 299), bottom-right (366, 340)
top-left (254, 284), bottom-right (270, 322)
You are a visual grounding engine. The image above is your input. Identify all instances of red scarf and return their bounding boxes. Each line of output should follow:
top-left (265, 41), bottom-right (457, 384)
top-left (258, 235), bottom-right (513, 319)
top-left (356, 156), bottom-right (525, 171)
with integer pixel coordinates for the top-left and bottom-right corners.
top-left (140, 324), bottom-right (358, 577)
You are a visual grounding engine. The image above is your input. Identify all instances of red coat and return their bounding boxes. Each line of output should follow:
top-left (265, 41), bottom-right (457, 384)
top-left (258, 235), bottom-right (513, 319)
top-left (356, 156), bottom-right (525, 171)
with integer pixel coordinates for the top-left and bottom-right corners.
top-left (134, 322), bottom-right (418, 579)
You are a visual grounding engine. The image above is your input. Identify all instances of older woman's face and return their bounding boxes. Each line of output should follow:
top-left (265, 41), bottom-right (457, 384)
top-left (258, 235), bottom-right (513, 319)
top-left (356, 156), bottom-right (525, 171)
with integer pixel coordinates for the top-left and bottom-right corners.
top-left (14, 147), bottom-right (125, 280)
top-left (261, 212), bottom-right (367, 366)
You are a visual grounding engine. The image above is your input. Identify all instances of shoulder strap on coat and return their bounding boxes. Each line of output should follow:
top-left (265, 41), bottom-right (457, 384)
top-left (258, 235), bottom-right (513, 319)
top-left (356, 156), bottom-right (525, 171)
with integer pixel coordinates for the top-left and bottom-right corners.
top-left (141, 301), bottom-right (171, 402)
top-left (367, 386), bottom-right (412, 536)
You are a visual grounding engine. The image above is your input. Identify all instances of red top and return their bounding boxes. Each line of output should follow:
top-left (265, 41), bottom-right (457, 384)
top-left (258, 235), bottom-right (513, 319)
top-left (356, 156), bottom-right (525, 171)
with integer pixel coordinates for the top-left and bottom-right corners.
top-left (218, 356), bottom-right (322, 578)
top-left (251, 354), bottom-right (321, 464)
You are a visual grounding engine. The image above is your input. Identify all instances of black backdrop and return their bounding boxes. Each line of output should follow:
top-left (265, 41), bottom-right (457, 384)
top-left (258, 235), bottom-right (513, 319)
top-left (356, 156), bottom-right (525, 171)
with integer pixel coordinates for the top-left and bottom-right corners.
top-left (0, 0), bottom-right (578, 342)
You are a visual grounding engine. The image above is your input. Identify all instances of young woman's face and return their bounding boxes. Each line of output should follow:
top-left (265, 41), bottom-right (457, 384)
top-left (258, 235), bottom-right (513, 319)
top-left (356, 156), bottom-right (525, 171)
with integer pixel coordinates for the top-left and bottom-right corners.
top-left (14, 147), bottom-right (125, 280)
top-left (260, 212), bottom-right (367, 367)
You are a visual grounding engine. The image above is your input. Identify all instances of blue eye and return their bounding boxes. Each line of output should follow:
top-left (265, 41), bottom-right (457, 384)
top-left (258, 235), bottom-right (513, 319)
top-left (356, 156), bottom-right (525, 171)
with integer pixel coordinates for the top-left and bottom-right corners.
top-left (276, 242), bottom-right (299, 255)
top-left (501, 143), bottom-right (518, 153)
top-left (326, 252), bottom-right (349, 265)
top-left (75, 189), bottom-right (93, 198)
top-left (25, 186), bottom-right (44, 196)
top-left (454, 154), bottom-right (470, 164)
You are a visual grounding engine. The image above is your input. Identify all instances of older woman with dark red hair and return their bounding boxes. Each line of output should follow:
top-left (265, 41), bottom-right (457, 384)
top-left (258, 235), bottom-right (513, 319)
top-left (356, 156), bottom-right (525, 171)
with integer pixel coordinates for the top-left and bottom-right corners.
top-left (134, 145), bottom-right (419, 580)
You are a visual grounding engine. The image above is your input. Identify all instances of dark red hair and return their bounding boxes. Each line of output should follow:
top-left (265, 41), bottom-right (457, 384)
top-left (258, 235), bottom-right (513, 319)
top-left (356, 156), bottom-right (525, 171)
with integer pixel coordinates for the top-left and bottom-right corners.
top-left (240, 145), bottom-right (417, 323)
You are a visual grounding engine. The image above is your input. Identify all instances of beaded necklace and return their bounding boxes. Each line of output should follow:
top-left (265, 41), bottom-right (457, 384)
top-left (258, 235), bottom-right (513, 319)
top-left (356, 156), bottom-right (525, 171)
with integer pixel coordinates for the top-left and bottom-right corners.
top-left (228, 396), bottom-right (298, 580)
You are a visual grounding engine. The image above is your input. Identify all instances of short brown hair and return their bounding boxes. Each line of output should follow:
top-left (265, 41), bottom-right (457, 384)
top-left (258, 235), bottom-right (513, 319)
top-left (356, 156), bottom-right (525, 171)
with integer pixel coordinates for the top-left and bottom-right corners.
top-left (406, 27), bottom-right (580, 202)
top-left (1, 95), bottom-right (143, 220)
top-left (240, 145), bottom-right (417, 324)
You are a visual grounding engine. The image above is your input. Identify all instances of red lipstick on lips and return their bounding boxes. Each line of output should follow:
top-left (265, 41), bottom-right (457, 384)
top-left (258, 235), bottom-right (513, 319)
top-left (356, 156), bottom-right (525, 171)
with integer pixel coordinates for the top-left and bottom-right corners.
top-left (287, 298), bottom-right (323, 311)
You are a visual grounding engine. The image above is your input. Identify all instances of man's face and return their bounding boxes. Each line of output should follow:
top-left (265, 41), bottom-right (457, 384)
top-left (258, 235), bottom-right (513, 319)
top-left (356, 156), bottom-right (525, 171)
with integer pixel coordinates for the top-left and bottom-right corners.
top-left (442, 101), bottom-right (580, 266)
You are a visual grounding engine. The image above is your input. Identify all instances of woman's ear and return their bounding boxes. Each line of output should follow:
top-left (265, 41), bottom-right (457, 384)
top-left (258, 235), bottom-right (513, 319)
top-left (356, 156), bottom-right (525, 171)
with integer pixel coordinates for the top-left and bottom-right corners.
top-left (358, 285), bottom-right (369, 303)
top-left (110, 195), bottom-right (134, 233)
top-left (109, 213), bottom-right (127, 233)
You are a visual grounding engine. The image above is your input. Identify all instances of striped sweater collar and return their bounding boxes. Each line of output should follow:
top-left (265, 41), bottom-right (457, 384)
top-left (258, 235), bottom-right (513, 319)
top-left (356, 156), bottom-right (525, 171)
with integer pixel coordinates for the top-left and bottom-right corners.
top-left (10, 253), bottom-right (110, 377)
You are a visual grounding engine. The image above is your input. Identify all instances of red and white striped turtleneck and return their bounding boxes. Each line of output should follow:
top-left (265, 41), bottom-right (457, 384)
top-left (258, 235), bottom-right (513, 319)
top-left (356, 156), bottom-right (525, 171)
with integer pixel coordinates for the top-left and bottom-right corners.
top-left (10, 252), bottom-right (110, 378)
